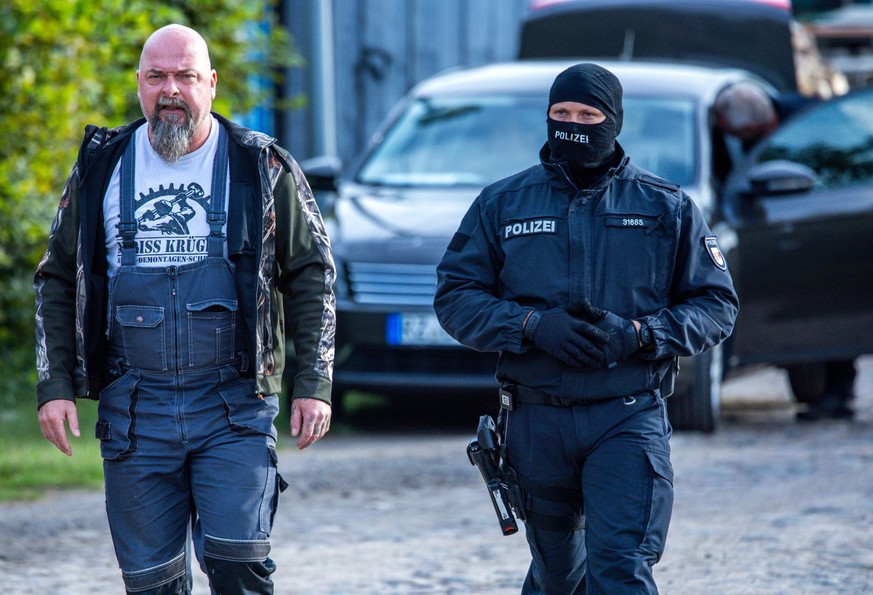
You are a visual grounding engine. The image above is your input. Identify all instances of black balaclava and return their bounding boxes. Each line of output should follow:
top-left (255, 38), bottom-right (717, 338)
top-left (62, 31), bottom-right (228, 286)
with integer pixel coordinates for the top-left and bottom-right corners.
top-left (546, 63), bottom-right (623, 178)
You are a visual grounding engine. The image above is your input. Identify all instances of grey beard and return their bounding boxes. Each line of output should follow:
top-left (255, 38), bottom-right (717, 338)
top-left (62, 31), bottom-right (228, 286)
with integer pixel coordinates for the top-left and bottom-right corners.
top-left (149, 113), bottom-right (195, 164)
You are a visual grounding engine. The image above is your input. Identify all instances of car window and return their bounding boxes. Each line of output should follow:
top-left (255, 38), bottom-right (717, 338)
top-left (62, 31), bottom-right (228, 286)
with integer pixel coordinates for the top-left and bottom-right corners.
top-left (755, 88), bottom-right (873, 189)
top-left (357, 96), bottom-right (544, 187)
top-left (356, 94), bottom-right (697, 188)
top-left (621, 97), bottom-right (697, 186)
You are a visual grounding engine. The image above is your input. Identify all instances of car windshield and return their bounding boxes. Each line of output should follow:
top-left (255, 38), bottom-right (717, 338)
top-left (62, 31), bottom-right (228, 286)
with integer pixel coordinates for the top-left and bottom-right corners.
top-left (357, 95), bottom-right (697, 187)
top-left (357, 96), bottom-right (544, 186)
top-left (621, 97), bottom-right (697, 186)
top-left (755, 89), bottom-right (873, 189)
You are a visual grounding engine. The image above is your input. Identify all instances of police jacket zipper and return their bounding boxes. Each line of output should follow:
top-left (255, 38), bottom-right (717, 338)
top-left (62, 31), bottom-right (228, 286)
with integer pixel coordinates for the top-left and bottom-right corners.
top-left (568, 189), bottom-right (591, 314)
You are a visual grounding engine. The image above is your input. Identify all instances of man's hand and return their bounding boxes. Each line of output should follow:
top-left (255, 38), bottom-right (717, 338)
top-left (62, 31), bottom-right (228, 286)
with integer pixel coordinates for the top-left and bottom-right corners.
top-left (290, 397), bottom-right (332, 450)
top-left (579, 302), bottom-right (640, 367)
top-left (529, 309), bottom-right (610, 368)
top-left (38, 399), bottom-right (80, 457)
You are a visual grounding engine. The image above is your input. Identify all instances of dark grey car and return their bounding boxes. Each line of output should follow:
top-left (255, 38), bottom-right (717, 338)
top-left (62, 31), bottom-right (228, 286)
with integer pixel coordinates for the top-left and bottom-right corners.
top-left (306, 60), bottom-right (771, 431)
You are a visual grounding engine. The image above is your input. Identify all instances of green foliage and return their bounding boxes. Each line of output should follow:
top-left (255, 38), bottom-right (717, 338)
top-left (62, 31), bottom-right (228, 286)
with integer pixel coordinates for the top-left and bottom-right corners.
top-left (0, 399), bottom-right (103, 501)
top-left (0, 0), bottom-right (301, 407)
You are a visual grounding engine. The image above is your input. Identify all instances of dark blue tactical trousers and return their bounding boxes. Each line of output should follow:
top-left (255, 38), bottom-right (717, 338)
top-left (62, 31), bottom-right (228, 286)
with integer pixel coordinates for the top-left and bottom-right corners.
top-left (505, 394), bottom-right (674, 594)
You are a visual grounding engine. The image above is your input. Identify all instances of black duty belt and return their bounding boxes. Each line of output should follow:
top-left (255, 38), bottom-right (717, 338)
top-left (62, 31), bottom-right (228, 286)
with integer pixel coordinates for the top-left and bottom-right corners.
top-left (500, 385), bottom-right (588, 408)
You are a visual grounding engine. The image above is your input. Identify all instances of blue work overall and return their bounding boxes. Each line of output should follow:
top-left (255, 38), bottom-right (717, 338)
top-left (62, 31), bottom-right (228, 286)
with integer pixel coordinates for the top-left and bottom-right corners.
top-left (97, 126), bottom-right (282, 594)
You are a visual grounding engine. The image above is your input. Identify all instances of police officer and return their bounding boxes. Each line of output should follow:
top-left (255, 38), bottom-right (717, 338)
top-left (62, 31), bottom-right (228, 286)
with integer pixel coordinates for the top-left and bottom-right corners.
top-left (434, 63), bottom-right (739, 593)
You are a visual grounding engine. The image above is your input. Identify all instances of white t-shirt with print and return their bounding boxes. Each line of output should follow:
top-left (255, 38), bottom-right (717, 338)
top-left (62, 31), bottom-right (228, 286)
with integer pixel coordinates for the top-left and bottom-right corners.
top-left (103, 116), bottom-right (229, 275)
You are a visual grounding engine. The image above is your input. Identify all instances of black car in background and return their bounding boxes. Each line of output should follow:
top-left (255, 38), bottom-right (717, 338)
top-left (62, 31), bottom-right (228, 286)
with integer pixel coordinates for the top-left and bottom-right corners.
top-left (720, 86), bottom-right (873, 389)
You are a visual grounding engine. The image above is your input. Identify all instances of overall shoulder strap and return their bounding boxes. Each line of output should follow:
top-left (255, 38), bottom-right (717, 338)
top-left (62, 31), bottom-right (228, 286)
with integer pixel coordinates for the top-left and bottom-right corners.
top-left (207, 124), bottom-right (229, 257)
top-left (118, 134), bottom-right (138, 266)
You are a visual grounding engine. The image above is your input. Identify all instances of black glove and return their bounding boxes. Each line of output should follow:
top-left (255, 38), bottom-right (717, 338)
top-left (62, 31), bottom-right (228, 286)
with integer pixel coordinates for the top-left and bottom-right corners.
top-left (527, 309), bottom-right (610, 368)
top-left (578, 302), bottom-right (640, 367)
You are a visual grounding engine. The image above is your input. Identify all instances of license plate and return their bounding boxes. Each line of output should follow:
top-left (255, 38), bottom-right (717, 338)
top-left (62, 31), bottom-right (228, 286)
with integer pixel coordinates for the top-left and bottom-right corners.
top-left (386, 312), bottom-right (459, 346)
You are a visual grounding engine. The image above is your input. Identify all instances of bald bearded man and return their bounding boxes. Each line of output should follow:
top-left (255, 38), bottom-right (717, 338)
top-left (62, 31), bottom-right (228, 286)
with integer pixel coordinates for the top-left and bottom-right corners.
top-left (35, 24), bottom-right (336, 593)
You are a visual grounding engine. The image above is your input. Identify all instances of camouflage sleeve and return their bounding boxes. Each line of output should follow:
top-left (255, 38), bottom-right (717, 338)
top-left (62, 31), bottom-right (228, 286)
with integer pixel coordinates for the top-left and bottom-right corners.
top-left (34, 164), bottom-right (84, 408)
top-left (272, 149), bottom-right (336, 403)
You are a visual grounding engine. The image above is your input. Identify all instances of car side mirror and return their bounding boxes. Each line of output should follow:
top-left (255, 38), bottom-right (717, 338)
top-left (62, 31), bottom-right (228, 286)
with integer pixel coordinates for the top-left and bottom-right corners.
top-left (746, 160), bottom-right (816, 196)
top-left (300, 155), bottom-right (342, 214)
top-left (301, 155), bottom-right (342, 192)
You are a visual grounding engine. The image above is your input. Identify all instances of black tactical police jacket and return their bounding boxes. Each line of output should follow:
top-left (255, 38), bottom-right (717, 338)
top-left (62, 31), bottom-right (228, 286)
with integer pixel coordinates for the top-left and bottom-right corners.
top-left (434, 143), bottom-right (739, 402)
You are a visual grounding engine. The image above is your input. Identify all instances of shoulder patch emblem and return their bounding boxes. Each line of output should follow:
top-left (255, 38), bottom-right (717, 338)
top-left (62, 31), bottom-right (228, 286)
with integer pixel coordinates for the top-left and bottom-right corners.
top-left (447, 231), bottom-right (470, 253)
top-left (704, 236), bottom-right (727, 271)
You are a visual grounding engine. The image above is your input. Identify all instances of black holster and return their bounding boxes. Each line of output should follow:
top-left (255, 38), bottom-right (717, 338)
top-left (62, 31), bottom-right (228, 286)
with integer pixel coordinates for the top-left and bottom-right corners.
top-left (467, 414), bottom-right (526, 536)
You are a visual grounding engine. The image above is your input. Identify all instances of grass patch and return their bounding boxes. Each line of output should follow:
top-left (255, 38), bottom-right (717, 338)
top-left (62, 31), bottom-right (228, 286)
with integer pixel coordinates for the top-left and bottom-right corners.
top-left (343, 391), bottom-right (389, 414)
top-left (0, 388), bottom-right (382, 502)
top-left (0, 399), bottom-right (104, 502)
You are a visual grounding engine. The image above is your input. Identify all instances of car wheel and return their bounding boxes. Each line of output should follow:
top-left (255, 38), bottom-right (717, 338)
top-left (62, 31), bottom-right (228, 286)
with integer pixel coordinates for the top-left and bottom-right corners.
top-left (667, 345), bottom-right (722, 433)
top-left (784, 363), bottom-right (828, 404)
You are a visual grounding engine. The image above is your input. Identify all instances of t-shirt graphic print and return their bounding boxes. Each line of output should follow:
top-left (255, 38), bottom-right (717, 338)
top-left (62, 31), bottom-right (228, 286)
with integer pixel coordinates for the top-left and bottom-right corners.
top-left (133, 181), bottom-right (210, 264)
top-left (103, 116), bottom-right (228, 275)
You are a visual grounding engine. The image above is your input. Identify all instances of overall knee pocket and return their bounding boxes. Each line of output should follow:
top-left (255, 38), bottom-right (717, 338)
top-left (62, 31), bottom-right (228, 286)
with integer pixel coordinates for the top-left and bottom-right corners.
top-left (120, 551), bottom-right (187, 594)
top-left (204, 535), bottom-right (274, 594)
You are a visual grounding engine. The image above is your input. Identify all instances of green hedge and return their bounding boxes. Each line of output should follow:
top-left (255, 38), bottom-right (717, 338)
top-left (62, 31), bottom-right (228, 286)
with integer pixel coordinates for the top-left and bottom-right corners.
top-left (0, 0), bottom-right (301, 408)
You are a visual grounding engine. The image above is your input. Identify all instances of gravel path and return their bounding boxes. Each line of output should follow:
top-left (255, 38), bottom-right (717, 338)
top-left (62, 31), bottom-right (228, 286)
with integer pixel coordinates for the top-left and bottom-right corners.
top-left (2, 357), bottom-right (872, 594)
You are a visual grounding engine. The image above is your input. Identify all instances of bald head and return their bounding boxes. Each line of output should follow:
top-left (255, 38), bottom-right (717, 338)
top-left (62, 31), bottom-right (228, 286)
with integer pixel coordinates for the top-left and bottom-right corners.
top-left (140, 25), bottom-right (212, 71)
top-left (137, 24), bottom-right (217, 161)
top-left (714, 82), bottom-right (778, 142)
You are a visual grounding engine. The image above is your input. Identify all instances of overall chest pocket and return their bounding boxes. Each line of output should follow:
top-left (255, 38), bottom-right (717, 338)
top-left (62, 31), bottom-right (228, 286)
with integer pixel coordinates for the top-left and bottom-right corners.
top-left (187, 299), bottom-right (239, 366)
top-left (600, 213), bottom-right (672, 311)
top-left (114, 306), bottom-right (167, 371)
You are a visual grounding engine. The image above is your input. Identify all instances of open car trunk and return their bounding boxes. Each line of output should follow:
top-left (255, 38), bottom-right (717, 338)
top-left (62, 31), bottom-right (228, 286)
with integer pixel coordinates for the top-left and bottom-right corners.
top-left (519, 0), bottom-right (797, 92)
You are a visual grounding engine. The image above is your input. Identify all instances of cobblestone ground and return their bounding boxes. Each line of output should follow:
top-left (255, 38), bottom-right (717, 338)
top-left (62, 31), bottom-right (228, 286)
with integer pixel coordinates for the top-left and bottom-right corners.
top-left (1, 357), bottom-right (872, 594)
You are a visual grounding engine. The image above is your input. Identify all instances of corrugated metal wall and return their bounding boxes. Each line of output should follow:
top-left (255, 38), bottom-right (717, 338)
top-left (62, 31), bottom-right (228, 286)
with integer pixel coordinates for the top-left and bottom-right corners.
top-left (280, 0), bottom-right (531, 166)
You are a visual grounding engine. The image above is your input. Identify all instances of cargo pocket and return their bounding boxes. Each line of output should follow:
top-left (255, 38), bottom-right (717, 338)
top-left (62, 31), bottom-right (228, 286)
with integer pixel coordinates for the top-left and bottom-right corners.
top-left (217, 366), bottom-right (279, 437)
top-left (260, 445), bottom-right (289, 532)
top-left (115, 305), bottom-right (167, 371)
top-left (640, 447), bottom-right (674, 562)
top-left (96, 370), bottom-right (141, 461)
top-left (187, 299), bottom-right (238, 366)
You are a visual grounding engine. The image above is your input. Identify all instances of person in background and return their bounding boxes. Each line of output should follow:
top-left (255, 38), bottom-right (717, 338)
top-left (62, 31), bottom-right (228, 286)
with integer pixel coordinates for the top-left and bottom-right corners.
top-left (434, 63), bottom-right (738, 594)
top-left (713, 81), bottom-right (857, 422)
top-left (34, 24), bottom-right (335, 593)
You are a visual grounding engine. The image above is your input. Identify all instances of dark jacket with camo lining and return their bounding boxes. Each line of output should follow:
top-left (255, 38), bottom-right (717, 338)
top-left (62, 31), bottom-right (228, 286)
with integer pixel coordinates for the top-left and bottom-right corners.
top-left (34, 113), bottom-right (335, 408)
